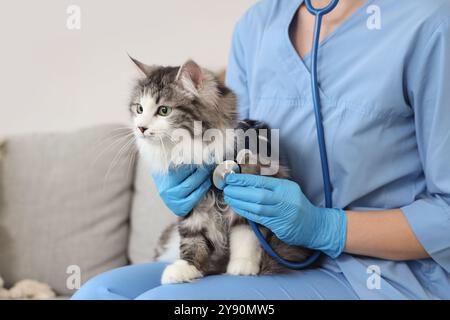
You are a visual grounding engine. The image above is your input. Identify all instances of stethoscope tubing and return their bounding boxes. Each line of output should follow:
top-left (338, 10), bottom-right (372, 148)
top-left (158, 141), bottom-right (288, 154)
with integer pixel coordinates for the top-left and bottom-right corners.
top-left (246, 0), bottom-right (339, 270)
top-left (305, 0), bottom-right (340, 16)
top-left (308, 0), bottom-right (339, 209)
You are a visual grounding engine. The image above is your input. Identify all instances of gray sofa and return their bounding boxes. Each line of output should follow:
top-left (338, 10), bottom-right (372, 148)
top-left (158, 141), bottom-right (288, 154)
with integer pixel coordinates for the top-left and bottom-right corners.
top-left (0, 124), bottom-right (175, 298)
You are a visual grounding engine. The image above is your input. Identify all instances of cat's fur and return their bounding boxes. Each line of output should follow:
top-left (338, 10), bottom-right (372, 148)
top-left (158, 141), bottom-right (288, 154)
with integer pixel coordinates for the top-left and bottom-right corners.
top-left (128, 57), bottom-right (311, 284)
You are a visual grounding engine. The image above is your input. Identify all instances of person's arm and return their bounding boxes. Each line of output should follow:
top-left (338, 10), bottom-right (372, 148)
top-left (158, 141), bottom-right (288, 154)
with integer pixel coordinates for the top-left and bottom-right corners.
top-left (345, 209), bottom-right (428, 260)
top-left (224, 19), bottom-right (450, 265)
top-left (398, 18), bottom-right (450, 269)
top-left (223, 174), bottom-right (434, 261)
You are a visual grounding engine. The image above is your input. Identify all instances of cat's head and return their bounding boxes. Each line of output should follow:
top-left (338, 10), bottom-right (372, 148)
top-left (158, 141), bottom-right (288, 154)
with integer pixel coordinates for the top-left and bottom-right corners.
top-left (128, 57), bottom-right (237, 173)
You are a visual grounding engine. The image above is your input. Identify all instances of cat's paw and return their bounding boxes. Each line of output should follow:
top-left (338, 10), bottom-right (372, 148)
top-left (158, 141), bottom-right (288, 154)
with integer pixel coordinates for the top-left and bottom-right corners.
top-left (226, 258), bottom-right (260, 276)
top-left (161, 259), bottom-right (203, 284)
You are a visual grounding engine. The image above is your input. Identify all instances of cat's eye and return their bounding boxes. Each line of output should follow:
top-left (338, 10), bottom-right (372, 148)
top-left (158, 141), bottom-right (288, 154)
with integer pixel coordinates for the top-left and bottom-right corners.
top-left (157, 106), bottom-right (172, 117)
top-left (135, 104), bottom-right (144, 114)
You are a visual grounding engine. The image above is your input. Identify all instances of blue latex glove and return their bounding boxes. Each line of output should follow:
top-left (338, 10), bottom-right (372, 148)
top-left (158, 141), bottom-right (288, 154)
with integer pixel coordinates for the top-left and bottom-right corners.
top-left (223, 174), bottom-right (347, 258)
top-left (152, 165), bottom-right (212, 217)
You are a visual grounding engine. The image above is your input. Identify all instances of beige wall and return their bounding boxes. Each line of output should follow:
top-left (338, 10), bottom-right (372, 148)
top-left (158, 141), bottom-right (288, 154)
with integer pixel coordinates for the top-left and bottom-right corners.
top-left (0, 0), bottom-right (256, 135)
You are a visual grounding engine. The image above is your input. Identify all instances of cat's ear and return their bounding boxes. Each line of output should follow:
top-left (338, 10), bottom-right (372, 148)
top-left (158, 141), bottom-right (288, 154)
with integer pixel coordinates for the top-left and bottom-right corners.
top-left (176, 60), bottom-right (203, 95)
top-left (128, 54), bottom-right (156, 77)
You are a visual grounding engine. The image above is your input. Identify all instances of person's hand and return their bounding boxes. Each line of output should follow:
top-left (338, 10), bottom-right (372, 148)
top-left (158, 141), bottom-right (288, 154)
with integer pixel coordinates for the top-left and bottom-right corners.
top-left (223, 174), bottom-right (347, 258)
top-left (152, 165), bottom-right (213, 217)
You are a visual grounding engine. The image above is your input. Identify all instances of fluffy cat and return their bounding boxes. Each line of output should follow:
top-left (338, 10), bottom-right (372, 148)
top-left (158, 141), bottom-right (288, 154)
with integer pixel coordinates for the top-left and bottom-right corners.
top-left (128, 57), bottom-right (311, 284)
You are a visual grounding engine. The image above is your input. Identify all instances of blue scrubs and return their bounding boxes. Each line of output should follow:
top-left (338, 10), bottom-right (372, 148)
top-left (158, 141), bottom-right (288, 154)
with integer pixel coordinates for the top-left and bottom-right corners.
top-left (73, 0), bottom-right (450, 299)
top-left (226, 0), bottom-right (450, 299)
top-left (72, 263), bottom-right (358, 300)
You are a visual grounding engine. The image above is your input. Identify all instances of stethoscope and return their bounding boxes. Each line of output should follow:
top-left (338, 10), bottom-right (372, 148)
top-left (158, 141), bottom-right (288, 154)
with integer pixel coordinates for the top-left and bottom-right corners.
top-left (212, 0), bottom-right (339, 269)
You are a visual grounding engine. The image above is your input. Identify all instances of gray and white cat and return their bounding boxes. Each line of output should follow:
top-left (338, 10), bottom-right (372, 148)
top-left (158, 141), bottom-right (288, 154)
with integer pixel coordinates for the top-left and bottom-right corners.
top-left (128, 57), bottom-right (311, 284)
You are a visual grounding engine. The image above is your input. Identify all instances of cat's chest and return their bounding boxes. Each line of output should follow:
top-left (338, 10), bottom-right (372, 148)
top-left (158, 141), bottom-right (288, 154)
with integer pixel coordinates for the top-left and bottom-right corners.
top-left (187, 189), bottom-right (239, 228)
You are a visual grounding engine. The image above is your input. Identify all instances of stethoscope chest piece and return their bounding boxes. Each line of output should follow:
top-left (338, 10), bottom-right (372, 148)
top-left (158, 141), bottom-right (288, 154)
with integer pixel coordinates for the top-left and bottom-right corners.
top-left (212, 160), bottom-right (241, 190)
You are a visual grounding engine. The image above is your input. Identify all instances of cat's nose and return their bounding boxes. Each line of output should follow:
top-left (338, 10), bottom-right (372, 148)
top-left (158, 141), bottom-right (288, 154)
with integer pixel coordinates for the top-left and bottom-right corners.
top-left (138, 126), bottom-right (147, 134)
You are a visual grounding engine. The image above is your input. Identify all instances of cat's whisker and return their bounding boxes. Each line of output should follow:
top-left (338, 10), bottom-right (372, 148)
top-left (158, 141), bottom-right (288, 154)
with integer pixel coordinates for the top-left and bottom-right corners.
top-left (92, 127), bottom-right (134, 148)
top-left (101, 137), bottom-right (133, 181)
top-left (105, 130), bottom-right (135, 140)
top-left (104, 132), bottom-right (135, 145)
top-left (159, 136), bottom-right (169, 168)
top-left (91, 129), bottom-right (134, 153)
top-left (91, 132), bottom-right (135, 168)
top-left (109, 137), bottom-right (136, 174)
top-left (110, 126), bottom-right (134, 132)
top-left (102, 140), bottom-right (135, 189)
top-left (161, 133), bottom-right (177, 143)
top-left (126, 145), bottom-right (138, 181)
top-left (103, 136), bottom-right (136, 185)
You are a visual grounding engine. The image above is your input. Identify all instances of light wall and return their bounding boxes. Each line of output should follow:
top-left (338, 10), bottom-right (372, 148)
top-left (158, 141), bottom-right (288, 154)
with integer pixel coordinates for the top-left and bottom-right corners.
top-left (0, 0), bottom-right (256, 135)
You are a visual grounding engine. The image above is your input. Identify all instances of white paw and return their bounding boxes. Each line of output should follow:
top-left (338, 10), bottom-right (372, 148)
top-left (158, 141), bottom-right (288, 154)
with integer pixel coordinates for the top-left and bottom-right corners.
top-left (161, 259), bottom-right (203, 284)
top-left (226, 258), bottom-right (260, 276)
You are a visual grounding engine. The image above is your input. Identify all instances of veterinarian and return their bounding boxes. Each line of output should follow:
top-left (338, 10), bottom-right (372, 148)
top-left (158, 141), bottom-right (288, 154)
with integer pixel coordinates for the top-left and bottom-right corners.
top-left (73, 0), bottom-right (450, 299)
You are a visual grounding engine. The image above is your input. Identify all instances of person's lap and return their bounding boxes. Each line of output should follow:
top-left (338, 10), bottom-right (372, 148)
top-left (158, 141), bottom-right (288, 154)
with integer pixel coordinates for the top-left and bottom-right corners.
top-left (71, 262), bottom-right (358, 300)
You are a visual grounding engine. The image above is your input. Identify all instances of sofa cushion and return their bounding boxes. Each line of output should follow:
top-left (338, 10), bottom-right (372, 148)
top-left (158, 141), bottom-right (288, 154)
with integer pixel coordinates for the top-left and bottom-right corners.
top-left (0, 124), bottom-right (134, 295)
top-left (127, 155), bottom-right (176, 264)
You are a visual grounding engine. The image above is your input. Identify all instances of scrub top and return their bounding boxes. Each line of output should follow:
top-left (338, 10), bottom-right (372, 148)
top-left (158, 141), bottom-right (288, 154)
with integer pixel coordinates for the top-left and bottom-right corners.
top-left (225, 0), bottom-right (450, 299)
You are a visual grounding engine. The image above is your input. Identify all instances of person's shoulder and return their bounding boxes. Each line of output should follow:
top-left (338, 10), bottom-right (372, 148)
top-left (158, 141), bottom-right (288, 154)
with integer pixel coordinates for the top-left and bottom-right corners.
top-left (402, 0), bottom-right (450, 27)
top-left (386, 0), bottom-right (450, 42)
top-left (417, 0), bottom-right (450, 40)
top-left (235, 0), bottom-right (286, 32)
top-left (414, 0), bottom-right (450, 17)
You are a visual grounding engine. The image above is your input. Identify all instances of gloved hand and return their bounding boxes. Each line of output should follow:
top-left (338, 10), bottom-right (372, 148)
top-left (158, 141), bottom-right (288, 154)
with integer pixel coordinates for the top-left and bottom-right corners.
top-left (223, 174), bottom-right (347, 258)
top-left (152, 165), bottom-right (213, 217)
